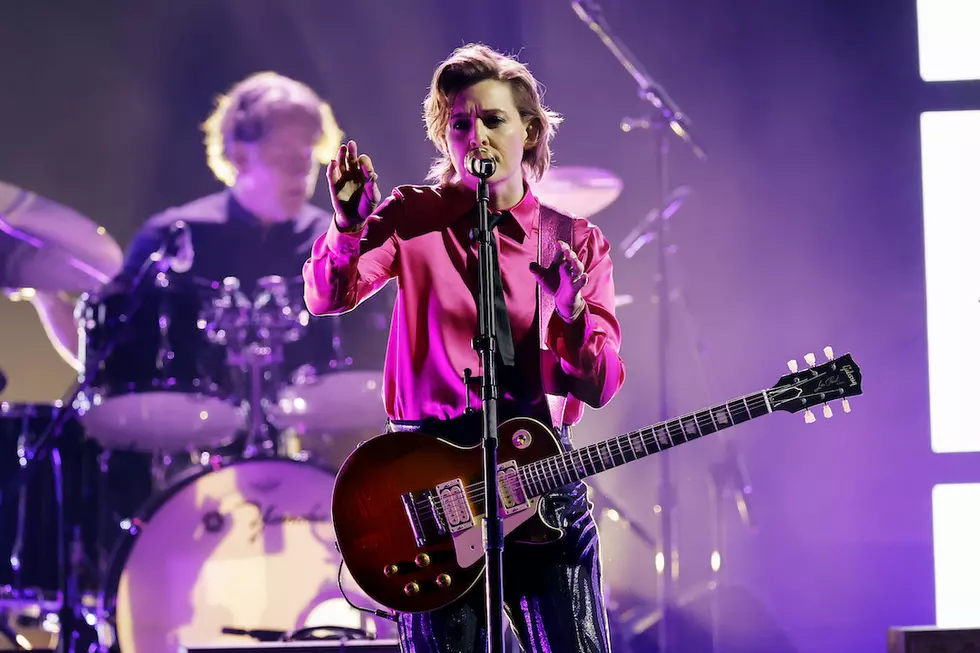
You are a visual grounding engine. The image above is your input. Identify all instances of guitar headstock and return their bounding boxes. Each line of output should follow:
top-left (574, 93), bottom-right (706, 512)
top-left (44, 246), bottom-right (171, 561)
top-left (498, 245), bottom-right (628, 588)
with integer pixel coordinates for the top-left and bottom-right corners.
top-left (768, 346), bottom-right (862, 422)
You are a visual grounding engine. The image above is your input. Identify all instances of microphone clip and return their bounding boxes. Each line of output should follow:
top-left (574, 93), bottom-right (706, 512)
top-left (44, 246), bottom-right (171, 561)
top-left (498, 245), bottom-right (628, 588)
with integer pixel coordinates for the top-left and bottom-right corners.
top-left (465, 150), bottom-right (496, 179)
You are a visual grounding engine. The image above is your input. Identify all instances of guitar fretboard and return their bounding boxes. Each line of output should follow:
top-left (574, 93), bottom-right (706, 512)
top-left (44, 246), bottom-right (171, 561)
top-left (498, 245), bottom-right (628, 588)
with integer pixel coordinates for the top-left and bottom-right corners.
top-left (517, 391), bottom-right (772, 497)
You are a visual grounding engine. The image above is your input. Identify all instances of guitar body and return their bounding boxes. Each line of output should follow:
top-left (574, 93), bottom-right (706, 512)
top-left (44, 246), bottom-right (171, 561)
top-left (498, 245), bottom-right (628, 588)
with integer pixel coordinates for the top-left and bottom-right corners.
top-left (331, 417), bottom-right (563, 614)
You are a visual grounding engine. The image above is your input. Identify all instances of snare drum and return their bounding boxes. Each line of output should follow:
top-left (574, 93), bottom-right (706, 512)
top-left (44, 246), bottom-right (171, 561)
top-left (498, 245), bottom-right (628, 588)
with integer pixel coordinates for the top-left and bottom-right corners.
top-left (101, 457), bottom-right (389, 653)
top-left (76, 275), bottom-right (246, 451)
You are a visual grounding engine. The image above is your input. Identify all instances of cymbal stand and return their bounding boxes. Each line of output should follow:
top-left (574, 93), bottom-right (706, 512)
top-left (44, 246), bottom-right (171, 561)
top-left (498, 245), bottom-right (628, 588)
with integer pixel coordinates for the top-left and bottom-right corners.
top-left (571, 2), bottom-right (707, 652)
top-left (251, 275), bottom-right (308, 458)
top-left (206, 275), bottom-right (307, 459)
top-left (205, 277), bottom-right (270, 458)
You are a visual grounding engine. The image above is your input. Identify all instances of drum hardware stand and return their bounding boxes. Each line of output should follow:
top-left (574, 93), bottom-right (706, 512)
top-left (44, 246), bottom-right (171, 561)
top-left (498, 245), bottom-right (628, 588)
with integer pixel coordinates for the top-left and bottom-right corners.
top-left (0, 235), bottom-right (184, 653)
top-left (209, 275), bottom-right (308, 460)
top-left (571, 2), bottom-right (707, 652)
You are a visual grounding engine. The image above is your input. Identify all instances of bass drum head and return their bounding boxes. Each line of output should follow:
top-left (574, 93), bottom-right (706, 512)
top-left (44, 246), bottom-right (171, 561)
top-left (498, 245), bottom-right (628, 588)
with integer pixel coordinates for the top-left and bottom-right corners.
top-left (103, 457), bottom-right (390, 653)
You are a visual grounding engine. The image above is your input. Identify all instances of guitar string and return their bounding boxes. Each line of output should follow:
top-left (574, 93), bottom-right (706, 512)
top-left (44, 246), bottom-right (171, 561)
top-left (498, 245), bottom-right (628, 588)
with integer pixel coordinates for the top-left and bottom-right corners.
top-left (432, 370), bottom-right (842, 504)
top-left (410, 391), bottom-right (781, 528)
top-left (409, 374), bottom-right (848, 529)
top-left (413, 390), bottom-right (773, 509)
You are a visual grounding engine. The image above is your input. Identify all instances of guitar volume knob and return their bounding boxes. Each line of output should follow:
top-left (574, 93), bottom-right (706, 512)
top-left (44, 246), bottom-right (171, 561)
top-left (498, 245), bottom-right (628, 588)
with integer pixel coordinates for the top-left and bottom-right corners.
top-left (415, 553), bottom-right (431, 568)
top-left (404, 582), bottom-right (420, 596)
top-left (436, 573), bottom-right (452, 588)
top-left (383, 564), bottom-right (399, 577)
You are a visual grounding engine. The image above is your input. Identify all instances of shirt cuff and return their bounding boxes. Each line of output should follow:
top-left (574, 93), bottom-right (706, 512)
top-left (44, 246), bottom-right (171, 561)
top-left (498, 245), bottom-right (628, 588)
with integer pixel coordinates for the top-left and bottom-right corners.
top-left (312, 218), bottom-right (366, 261)
top-left (547, 303), bottom-right (596, 362)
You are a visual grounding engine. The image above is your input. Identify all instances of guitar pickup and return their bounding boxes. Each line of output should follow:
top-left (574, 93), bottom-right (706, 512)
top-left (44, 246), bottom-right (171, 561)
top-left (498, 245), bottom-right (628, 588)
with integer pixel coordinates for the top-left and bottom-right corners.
top-left (401, 489), bottom-right (447, 546)
top-left (435, 478), bottom-right (475, 534)
top-left (497, 460), bottom-right (529, 515)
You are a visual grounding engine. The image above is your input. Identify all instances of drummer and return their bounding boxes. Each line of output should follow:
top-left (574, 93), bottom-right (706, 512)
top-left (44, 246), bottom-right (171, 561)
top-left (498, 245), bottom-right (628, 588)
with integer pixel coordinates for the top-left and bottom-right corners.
top-left (18, 71), bottom-right (343, 372)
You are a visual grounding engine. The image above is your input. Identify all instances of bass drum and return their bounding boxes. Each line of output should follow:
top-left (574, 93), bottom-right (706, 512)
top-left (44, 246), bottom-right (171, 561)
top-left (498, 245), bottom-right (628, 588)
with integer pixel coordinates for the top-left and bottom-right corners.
top-left (101, 457), bottom-right (392, 653)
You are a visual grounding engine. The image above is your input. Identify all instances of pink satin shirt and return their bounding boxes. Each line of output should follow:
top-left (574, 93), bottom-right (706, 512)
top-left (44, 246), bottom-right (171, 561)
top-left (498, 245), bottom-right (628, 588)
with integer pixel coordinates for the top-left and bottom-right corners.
top-left (302, 183), bottom-right (625, 427)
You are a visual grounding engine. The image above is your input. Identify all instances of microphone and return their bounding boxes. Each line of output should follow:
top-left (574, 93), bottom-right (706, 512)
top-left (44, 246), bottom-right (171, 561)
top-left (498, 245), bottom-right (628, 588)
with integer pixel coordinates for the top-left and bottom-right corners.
top-left (464, 149), bottom-right (496, 179)
top-left (154, 220), bottom-right (194, 273)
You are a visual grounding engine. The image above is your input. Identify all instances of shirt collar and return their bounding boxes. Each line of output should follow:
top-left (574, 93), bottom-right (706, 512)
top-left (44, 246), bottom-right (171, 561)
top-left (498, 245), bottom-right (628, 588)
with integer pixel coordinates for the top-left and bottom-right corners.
top-left (506, 185), bottom-right (538, 238)
top-left (444, 182), bottom-right (539, 239)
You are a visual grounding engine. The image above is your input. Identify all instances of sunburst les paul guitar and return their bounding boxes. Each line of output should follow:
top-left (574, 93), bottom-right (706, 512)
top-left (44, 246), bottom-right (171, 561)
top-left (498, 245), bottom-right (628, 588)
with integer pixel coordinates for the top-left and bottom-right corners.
top-left (331, 348), bottom-right (863, 614)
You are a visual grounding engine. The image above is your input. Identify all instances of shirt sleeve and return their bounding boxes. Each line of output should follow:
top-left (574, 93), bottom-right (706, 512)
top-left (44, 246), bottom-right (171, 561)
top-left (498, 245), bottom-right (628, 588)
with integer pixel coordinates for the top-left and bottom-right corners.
top-left (303, 191), bottom-right (400, 315)
top-left (545, 221), bottom-right (626, 408)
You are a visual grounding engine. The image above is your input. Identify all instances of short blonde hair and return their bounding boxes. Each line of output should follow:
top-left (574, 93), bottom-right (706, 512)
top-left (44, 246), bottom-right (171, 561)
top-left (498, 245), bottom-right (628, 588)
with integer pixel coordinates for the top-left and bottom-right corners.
top-left (423, 44), bottom-right (563, 185)
top-left (202, 71), bottom-right (343, 187)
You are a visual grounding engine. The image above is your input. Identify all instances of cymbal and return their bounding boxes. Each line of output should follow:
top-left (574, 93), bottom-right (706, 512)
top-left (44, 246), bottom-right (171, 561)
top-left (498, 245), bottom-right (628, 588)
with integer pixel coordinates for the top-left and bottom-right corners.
top-left (532, 166), bottom-right (623, 218)
top-left (0, 181), bottom-right (123, 292)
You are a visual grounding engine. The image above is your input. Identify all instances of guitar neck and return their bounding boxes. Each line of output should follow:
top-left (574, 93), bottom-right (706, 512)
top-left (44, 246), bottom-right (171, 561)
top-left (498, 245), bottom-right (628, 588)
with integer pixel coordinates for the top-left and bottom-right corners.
top-left (519, 390), bottom-right (773, 497)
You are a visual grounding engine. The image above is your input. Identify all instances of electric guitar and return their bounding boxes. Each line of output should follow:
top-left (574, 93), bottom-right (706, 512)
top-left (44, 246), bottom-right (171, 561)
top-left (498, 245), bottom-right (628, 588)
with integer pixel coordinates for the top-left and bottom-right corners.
top-left (331, 348), bottom-right (863, 614)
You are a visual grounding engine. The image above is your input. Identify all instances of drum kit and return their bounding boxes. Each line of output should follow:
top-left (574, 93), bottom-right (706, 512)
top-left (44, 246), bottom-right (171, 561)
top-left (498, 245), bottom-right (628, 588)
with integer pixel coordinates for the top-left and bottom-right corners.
top-left (0, 169), bottom-right (623, 653)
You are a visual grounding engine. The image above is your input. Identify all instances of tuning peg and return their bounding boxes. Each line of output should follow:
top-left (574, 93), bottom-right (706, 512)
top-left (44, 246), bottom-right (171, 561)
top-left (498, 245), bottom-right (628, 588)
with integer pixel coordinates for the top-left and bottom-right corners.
top-left (823, 404), bottom-right (833, 418)
top-left (804, 409), bottom-right (816, 424)
top-left (787, 359), bottom-right (799, 373)
top-left (842, 398), bottom-right (851, 413)
top-left (823, 346), bottom-right (834, 360)
top-left (804, 353), bottom-right (816, 367)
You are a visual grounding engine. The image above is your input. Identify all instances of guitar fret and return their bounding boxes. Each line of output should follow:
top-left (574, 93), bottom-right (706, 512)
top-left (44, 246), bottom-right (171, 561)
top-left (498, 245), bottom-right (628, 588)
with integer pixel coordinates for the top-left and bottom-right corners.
top-left (760, 391), bottom-right (773, 416)
top-left (695, 409), bottom-right (716, 435)
top-left (681, 415), bottom-right (701, 440)
top-left (615, 436), bottom-right (627, 463)
top-left (581, 445), bottom-right (594, 475)
top-left (730, 397), bottom-right (751, 424)
top-left (667, 419), bottom-right (684, 444)
top-left (642, 427), bottom-right (658, 452)
top-left (530, 463), bottom-right (542, 495)
top-left (748, 392), bottom-right (770, 418)
top-left (711, 405), bottom-right (731, 430)
top-left (629, 430), bottom-right (648, 457)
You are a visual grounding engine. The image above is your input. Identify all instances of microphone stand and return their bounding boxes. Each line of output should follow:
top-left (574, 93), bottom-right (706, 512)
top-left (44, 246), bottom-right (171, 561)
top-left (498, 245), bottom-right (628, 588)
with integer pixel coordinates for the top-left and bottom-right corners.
top-left (571, 3), bottom-right (706, 652)
top-left (469, 157), bottom-right (506, 653)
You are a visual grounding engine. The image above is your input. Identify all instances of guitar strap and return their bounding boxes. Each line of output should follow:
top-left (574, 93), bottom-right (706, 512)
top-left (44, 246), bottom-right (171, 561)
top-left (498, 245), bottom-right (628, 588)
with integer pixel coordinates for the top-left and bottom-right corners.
top-left (537, 203), bottom-right (574, 431)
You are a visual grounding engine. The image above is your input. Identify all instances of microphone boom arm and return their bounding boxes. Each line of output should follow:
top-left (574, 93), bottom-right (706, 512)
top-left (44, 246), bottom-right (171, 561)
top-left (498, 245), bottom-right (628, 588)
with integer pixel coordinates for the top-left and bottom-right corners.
top-left (571, 0), bottom-right (706, 159)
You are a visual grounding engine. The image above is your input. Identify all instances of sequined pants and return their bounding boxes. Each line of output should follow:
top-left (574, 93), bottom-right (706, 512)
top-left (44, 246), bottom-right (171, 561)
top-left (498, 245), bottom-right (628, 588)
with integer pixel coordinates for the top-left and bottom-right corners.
top-left (387, 416), bottom-right (612, 653)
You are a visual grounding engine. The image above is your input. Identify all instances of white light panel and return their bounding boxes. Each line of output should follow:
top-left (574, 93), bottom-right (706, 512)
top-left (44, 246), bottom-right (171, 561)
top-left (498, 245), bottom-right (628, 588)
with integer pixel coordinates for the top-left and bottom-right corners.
top-left (933, 484), bottom-right (980, 627)
top-left (921, 110), bottom-right (980, 453)
top-left (917, 0), bottom-right (980, 81)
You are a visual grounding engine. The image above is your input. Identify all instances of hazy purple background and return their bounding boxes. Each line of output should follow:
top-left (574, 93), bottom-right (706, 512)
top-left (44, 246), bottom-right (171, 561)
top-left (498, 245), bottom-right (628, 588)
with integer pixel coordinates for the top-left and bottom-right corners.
top-left (2, 1), bottom-right (978, 651)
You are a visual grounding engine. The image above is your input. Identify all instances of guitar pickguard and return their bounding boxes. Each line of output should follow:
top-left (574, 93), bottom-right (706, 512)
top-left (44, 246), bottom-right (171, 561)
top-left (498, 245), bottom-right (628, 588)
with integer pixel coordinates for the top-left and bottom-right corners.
top-left (452, 496), bottom-right (543, 568)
